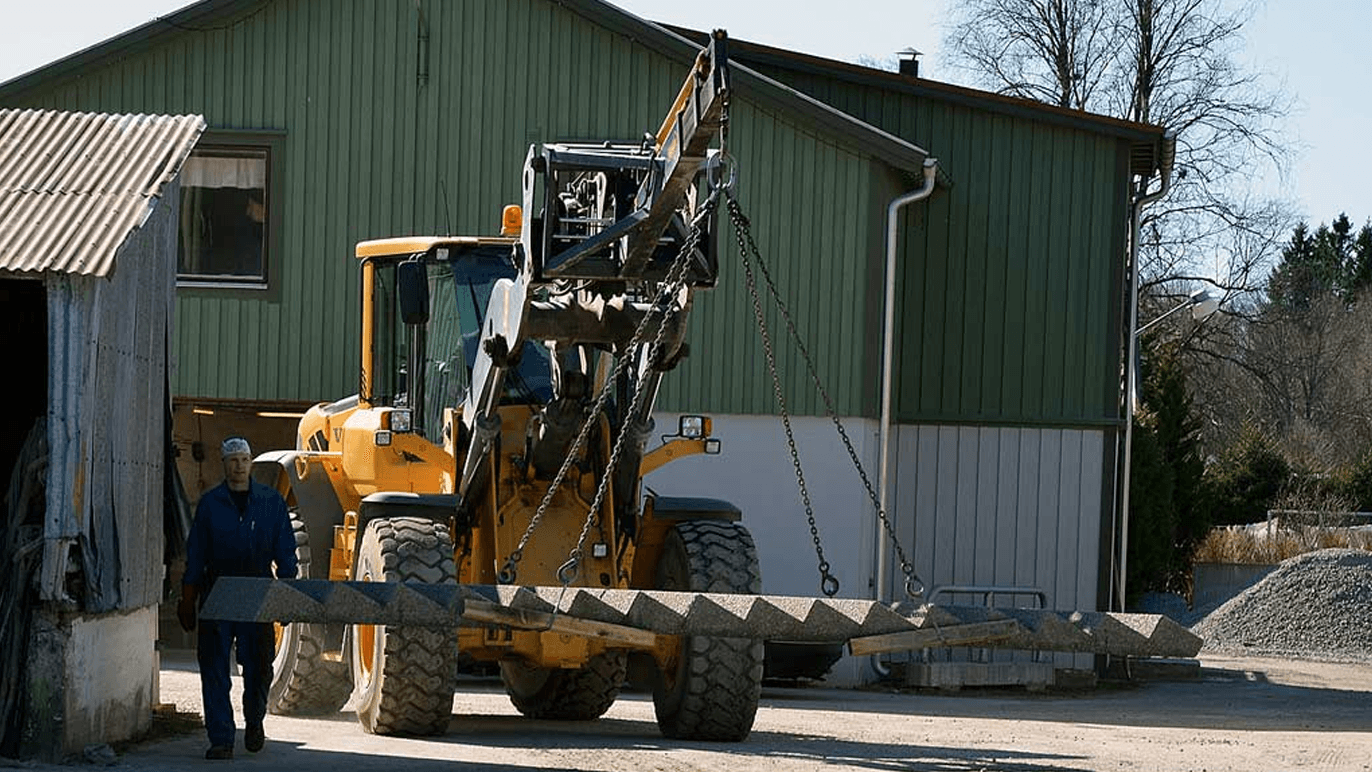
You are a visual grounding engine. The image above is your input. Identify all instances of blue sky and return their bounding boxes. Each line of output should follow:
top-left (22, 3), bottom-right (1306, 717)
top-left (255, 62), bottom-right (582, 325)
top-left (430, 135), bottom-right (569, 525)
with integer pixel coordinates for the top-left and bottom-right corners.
top-left (2, 0), bottom-right (1365, 231)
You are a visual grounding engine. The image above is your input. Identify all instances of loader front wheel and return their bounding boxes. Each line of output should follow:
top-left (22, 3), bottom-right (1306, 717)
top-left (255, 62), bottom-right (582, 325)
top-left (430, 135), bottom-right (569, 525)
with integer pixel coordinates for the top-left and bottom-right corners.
top-left (350, 517), bottom-right (458, 735)
top-left (268, 510), bottom-right (352, 715)
top-left (499, 651), bottom-right (627, 720)
top-left (652, 519), bottom-right (764, 741)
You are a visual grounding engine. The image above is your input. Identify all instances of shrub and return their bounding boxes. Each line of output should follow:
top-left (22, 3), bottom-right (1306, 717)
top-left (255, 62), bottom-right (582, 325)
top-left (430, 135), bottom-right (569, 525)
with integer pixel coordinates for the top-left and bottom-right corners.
top-left (1204, 425), bottom-right (1290, 526)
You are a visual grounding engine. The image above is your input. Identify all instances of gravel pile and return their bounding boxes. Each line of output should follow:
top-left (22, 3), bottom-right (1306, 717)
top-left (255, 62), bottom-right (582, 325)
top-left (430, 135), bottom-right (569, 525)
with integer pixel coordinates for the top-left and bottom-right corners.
top-left (1192, 548), bottom-right (1372, 662)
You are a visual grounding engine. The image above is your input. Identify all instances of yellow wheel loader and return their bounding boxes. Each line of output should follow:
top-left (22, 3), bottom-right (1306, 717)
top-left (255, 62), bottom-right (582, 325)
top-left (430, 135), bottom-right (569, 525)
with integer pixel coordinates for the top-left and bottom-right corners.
top-left (205, 30), bottom-right (1202, 743)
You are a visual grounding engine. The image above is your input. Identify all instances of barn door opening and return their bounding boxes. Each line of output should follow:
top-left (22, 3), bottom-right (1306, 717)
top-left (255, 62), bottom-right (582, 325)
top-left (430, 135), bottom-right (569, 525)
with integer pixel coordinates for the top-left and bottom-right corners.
top-left (0, 278), bottom-right (46, 492)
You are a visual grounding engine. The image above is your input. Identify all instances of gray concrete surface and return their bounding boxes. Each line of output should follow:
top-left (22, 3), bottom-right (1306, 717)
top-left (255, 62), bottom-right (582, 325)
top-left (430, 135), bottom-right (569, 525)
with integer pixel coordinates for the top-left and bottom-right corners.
top-left (9, 650), bottom-right (1371, 771)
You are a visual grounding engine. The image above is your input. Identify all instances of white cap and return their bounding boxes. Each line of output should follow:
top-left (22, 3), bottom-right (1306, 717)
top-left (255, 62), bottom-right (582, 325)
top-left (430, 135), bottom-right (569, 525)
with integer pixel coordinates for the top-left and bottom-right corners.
top-left (221, 436), bottom-right (252, 457)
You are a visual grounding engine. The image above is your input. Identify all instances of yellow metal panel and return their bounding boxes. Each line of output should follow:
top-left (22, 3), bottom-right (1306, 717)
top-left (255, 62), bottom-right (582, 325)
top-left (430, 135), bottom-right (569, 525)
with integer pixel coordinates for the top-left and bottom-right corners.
top-left (353, 235), bottom-right (514, 259)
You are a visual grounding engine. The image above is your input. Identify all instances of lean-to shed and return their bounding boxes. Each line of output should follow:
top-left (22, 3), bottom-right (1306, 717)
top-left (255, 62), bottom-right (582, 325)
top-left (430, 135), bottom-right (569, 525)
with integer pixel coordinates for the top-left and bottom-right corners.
top-left (0, 108), bottom-right (204, 759)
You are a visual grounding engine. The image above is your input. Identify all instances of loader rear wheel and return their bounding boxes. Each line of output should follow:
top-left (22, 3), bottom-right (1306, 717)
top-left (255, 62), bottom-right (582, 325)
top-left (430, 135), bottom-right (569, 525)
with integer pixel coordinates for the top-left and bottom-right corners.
top-left (500, 651), bottom-right (627, 720)
top-left (350, 517), bottom-right (458, 736)
top-left (268, 510), bottom-right (352, 715)
top-left (652, 519), bottom-right (764, 741)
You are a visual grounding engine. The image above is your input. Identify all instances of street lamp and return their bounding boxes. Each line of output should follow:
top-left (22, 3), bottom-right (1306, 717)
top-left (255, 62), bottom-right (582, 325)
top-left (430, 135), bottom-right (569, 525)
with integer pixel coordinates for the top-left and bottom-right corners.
top-left (1137, 289), bottom-right (1222, 336)
top-left (1129, 289), bottom-right (1221, 409)
top-left (1117, 288), bottom-right (1222, 611)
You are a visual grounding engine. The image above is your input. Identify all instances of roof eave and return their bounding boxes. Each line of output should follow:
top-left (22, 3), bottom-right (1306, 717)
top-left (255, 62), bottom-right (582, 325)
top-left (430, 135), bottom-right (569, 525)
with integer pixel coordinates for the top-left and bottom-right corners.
top-left (669, 25), bottom-right (1169, 173)
top-left (3, 0), bottom-right (933, 175)
top-left (0, 0), bottom-right (248, 98)
top-left (562, 0), bottom-right (930, 174)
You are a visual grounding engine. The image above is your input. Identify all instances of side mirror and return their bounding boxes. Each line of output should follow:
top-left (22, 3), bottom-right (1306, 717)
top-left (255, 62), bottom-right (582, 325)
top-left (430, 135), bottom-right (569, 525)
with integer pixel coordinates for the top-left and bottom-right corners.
top-left (397, 260), bottom-right (429, 325)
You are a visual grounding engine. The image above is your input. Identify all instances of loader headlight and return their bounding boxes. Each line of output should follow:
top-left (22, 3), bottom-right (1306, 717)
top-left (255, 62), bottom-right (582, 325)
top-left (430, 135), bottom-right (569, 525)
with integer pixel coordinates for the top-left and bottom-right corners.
top-left (678, 415), bottom-right (711, 439)
top-left (390, 409), bottom-right (412, 433)
top-left (375, 430), bottom-right (393, 447)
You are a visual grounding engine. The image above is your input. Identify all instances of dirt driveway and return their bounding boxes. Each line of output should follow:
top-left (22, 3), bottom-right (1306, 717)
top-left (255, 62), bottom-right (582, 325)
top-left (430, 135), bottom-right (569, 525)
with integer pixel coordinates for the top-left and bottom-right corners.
top-left (20, 652), bottom-right (1372, 772)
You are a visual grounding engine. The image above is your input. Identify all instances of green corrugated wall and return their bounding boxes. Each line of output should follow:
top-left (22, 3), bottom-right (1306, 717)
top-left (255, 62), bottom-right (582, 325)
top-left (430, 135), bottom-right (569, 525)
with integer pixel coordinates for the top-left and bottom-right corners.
top-left (5, 0), bottom-right (885, 418)
top-left (5, 0), bottom-right (1142, 428)
top-left (745, 65), bottom-right (1133, 427)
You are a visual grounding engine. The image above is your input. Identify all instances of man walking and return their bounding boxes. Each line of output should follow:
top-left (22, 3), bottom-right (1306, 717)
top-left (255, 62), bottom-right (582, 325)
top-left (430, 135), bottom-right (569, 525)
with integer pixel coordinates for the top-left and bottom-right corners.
top-left (177, 437), bottom-right (297, 760)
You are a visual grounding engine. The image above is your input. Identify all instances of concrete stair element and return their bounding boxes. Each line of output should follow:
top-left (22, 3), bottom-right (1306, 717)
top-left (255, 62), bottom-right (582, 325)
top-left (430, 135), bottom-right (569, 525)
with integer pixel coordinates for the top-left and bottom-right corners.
top-left (200, 578), bottom-right (1203, 658)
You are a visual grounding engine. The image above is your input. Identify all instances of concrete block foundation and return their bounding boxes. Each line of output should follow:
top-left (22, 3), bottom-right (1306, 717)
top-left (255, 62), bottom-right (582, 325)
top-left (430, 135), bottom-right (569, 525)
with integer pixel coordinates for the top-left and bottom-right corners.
top-left (23, 605), bottom-right (156, 760)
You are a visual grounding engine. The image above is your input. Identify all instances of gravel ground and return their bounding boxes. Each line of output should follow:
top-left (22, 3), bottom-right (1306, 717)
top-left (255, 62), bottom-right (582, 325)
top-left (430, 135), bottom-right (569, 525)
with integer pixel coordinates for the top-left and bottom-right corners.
top-left (1192, 548), bottom-right (1372, 662)
top-left (6, 651), bottom-right (1369, 772)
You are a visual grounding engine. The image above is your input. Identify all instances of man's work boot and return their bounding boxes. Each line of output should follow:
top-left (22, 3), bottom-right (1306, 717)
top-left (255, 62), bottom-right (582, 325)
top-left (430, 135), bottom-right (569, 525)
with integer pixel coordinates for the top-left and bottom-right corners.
top-left (244, 724), bottom-right (264, 753)
top-left (205, 745), bottom-right (233, 760)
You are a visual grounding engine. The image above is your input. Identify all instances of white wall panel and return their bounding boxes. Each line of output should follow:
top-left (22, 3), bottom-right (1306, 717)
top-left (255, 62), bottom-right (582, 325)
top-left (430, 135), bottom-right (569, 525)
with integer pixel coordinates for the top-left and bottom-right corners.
top-left (647, 413), bottom-right (1112, 681)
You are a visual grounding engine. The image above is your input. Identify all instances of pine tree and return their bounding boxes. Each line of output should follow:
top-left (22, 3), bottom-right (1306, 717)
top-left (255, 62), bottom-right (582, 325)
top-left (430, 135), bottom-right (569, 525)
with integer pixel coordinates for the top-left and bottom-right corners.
top-left (1343, 221), bottom-right (1372, 299)
top-left (1130, 337), bottom-right (1208, 594)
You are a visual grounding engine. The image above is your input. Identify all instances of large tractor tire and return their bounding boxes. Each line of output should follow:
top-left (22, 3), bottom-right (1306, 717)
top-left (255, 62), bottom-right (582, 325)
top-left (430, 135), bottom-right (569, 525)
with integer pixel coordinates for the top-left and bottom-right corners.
top-left (350, 517), bottom-right (458, 735)
top-left (268, 511), bottom-right (352, 715)
top-left (499, 651), bottom-right (627, 720)
top-left (652, 519), bottom-right (764, 741)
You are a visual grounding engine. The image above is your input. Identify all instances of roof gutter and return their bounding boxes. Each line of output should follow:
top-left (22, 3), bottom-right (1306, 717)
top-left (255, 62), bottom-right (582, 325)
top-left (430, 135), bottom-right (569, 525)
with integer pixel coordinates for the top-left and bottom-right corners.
top-left (1115, 131), bottom-right (1176, 611)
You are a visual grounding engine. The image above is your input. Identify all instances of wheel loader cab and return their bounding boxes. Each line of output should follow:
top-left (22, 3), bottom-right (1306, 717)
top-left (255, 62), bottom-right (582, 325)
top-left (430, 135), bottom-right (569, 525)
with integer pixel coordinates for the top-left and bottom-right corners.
top-left (356, 236), bottom-right (552, 442)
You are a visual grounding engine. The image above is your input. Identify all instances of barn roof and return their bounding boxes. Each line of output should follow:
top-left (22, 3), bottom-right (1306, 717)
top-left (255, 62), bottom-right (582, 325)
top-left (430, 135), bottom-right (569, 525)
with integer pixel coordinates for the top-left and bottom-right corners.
top-left (0, 0), bottom-right (930, 174)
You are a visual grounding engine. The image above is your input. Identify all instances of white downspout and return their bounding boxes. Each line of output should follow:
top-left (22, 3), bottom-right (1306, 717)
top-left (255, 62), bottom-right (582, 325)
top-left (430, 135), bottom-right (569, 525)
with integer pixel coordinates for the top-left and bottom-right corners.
top-left (875, 158), bottom-right (939, 605)
top-left (1116, 133), bottom-right (1176, 611)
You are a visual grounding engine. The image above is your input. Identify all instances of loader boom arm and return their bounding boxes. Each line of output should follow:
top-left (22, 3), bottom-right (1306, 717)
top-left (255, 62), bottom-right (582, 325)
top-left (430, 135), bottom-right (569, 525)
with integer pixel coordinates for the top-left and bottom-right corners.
top-left (456, 31), bottom-right (732, 504)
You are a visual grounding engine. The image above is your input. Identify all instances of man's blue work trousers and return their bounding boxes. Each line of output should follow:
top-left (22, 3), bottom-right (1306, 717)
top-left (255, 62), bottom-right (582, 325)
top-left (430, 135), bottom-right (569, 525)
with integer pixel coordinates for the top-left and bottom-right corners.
top-left (197, 619), bottom-right (274, 747)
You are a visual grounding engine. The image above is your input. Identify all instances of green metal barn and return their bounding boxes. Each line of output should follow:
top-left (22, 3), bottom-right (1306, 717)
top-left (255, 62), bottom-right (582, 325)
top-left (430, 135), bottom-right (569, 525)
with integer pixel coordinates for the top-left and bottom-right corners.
top-left (1, 0), bottom-right (1168, 684)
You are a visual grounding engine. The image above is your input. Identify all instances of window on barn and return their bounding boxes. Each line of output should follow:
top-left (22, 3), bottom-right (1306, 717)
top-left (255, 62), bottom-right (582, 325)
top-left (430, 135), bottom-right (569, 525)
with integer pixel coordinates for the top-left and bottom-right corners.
top-left (177, 145), bottom-right (271, 286)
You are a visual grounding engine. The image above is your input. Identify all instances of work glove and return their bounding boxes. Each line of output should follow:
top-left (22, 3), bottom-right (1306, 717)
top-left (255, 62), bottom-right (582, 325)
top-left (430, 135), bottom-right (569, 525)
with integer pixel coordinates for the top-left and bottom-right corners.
top-left (177, 585), bottom-right (198, 632)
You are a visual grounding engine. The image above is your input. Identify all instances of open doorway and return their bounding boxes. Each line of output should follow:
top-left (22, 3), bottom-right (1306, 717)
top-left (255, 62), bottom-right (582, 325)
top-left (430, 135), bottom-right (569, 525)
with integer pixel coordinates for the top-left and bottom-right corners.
top-left (0, 277), bottom-right (45, 755)
top-left (0, 278), bottom-right (46, 486)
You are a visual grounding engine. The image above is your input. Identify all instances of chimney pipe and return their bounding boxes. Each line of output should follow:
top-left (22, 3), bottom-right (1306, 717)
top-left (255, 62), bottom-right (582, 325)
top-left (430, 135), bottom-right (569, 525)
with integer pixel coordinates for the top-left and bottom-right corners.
top-left (897, 48), bottom-right (921, 77)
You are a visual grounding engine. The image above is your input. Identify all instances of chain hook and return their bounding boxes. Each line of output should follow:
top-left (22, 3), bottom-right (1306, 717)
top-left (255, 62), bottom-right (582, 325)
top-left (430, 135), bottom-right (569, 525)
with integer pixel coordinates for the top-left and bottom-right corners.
top-left (706, 151), bottom-right (737, 196)
top-left (556, 556), bottom-right (581, 586)
top-left (497, 552), bottom-right (520, 585)
top-left (820, 573), bottom-right (841, 597)
top-left (902, 566), bottom-right (925, 600)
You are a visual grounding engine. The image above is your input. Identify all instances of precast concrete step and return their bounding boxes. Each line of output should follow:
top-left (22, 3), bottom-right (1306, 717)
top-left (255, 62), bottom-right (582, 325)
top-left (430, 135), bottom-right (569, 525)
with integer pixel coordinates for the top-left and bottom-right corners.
top-left (199, 578), bottom-right (1202, 658)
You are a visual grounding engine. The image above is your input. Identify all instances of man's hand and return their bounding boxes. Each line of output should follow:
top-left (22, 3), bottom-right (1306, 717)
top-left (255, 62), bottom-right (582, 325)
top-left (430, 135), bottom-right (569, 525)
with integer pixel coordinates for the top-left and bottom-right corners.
top-left (177, 585), bottom-right (199, 632)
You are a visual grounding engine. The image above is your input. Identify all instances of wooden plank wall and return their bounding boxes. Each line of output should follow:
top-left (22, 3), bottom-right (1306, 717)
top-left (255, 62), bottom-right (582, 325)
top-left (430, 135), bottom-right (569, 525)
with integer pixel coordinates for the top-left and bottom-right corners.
top-left (42, 192), bottom-right (176, 612)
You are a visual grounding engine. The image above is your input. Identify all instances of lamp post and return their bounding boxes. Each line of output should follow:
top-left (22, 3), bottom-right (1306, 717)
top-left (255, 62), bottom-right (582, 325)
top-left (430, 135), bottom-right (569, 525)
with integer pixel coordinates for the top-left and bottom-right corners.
top-left (1117, 288), bottom-right (1221, 611)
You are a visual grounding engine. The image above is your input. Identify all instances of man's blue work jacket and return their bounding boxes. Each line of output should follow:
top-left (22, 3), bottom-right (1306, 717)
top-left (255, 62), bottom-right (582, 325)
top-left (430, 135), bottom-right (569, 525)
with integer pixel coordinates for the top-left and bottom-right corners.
top-left (184, 479), bottom-right (298, 591)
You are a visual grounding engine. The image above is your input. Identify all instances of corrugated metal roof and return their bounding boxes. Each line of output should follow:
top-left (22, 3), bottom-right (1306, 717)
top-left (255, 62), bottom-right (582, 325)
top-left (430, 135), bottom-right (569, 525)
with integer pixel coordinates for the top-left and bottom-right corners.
top-left (0, 109), bottom-right (205, 277)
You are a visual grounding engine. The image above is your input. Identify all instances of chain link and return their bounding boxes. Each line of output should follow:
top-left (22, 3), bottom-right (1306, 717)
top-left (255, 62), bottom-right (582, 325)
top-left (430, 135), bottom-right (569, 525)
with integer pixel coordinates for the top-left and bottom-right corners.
top-left (725, 191), bottom-right (924, 600)
top-left (499, 191), bottom-right (720, 585)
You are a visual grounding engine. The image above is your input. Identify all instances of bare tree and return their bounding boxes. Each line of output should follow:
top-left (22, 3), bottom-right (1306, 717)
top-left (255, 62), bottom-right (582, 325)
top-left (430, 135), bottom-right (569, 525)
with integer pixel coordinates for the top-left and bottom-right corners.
top-left (943, 0), bottom-right (1294, 302)
top-left (944, 0), bottom-right (1115, 108)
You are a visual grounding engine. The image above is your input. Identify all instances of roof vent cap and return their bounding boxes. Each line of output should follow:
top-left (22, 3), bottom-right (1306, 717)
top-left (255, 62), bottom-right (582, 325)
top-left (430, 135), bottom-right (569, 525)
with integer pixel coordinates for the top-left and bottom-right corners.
top-left (897, 48), bottom-right (921, 77)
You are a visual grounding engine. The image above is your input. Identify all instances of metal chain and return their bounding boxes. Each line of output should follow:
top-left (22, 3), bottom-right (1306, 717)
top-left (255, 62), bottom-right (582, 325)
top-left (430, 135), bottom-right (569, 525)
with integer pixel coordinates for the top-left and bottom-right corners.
top-left (554, 201), bottom-right (714, 586)
top-left (725, 191), bottom-right (925, 599)
top-left (498, 190), bottom-right (720, 585)
top-left (727, 199), bottom-right (838, 597)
